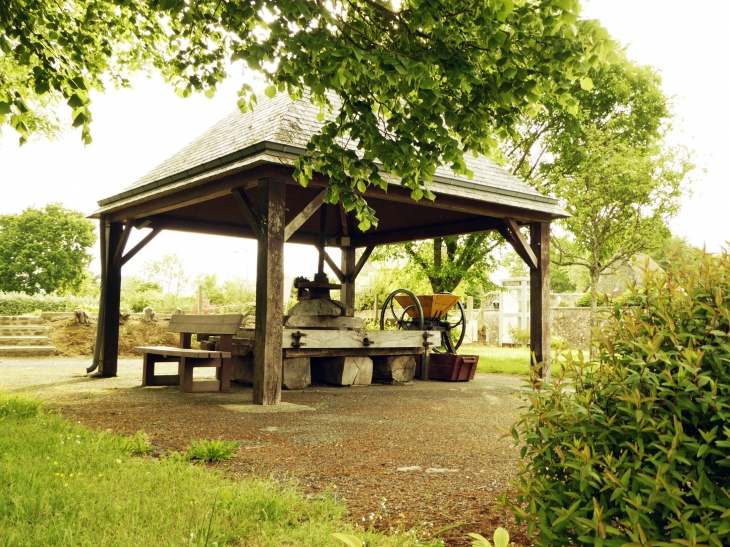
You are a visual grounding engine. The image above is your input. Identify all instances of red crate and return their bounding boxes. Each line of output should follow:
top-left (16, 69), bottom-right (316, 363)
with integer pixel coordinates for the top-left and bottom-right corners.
top-left (415, 354), bottom-right (479, 381)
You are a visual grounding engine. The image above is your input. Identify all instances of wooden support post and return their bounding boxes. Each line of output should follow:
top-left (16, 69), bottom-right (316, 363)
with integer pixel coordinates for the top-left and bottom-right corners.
top-left (89, 216), bottom-right (108, 373)
top-left (530, 221), bottom-right (551, 381)
top-left (317, 204), bottom-right (327, 275)
top-left (341, 246), bottom-right (356, 312)
top-left (100, 222), bottom-right (124, 377)
top-left (253, 178), bottom-right (286, 405)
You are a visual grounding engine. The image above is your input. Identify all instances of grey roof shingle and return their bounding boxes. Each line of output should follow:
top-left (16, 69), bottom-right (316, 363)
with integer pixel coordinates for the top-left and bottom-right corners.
top-left (99, 93), bottom-right (565, 216)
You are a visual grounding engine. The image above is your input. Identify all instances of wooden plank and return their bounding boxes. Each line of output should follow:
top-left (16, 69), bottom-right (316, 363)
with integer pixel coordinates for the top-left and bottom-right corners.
top-left (191, 380), bottom-right (222, 393)
top-left (283, 315), bottom-right (364, 329)
top-left (352, 216), bottom-right (502, 247)
top-left (530, 221), bottom-right (551, 381)
top-left (282, 329), bottom-right (438, 349)
top-left (136, 346), bottom-right (231, 358)
top-left (285, 347), bottom-right (425, 358)
top-left (232, 187), bottom-right (260, 238)
top-left (253, 177), bottom-right (286, 405)
top-left (167, 314), bottom-right (243, 335)
top-left (100, 222), bottom-right (123, 377)
top-left (340, 247), bottom-right (356, 311)
top-left (499, 217), bottom-right (538, 269)
top-left (350, 245), bottom-right (374, 283)
top-left (120, 227), bottom-right (161, 267)
top-left (322, 249), bottom-right (345, 282)
top-left (284, 188), bottom-right (326, 241)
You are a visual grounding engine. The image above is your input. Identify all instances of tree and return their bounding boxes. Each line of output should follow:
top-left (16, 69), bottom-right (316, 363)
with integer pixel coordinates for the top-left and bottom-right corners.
top-left (373, 233), bottom-right (502, 295)
top-left (549, 265), bottom-right (576, 293)
top-left (502, 251), bottom-right (529, 278)
top-left (0, 204), bottom-right (96, 295)
top-left (2, 0), bottom-right (614, 225)
top-left (142, 254), bottom-right (189, 305)
top-left (501, 53), bottom-right (692, 326)
top-left (550, 128), bottom-right (689, 324)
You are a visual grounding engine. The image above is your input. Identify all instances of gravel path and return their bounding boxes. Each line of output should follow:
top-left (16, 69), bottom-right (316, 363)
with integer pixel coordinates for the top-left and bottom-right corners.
top-left (0, 356), bottom-right (530, 545)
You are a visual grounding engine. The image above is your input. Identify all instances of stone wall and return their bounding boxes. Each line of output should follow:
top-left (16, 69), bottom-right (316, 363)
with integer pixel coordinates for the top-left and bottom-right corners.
top-left (480, 307), bottom-right (608, 351)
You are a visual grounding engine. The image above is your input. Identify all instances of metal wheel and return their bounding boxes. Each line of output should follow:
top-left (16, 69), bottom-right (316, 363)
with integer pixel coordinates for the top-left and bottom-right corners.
top-left (380, 289), bottom-right (425, 331)
top-left (434, 298), bottom-right (466, 353)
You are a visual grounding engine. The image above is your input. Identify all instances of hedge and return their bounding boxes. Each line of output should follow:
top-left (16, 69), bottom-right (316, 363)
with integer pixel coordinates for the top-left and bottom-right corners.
top-left (0, 292), bottom-right (96, 316)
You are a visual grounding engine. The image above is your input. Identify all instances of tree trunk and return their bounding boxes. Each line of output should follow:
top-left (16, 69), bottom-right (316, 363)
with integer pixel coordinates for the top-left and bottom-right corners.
top-left (589, 269), bottom-right (599, 359)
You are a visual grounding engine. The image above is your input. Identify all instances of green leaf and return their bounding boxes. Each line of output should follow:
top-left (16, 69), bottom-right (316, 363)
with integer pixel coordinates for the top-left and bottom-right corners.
top-left (331, 533), bottom-right (363, 547)
top-left (264, 85), bottom-right (277, 99)
top-left (493, 527), bottom-right (509, 547)
top-left (467, 532), bottom-right (492, 547)
top-left (580, 77), bottom-right (594, 91)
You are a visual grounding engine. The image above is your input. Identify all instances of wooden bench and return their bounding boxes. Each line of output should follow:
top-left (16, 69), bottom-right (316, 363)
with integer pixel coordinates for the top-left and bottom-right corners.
top-left (136, 314), bottom-right (243, 393)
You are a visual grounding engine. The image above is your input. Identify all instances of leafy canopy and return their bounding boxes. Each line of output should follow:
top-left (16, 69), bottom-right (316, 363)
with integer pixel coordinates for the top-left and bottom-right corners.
top-left (2, 0), bottom-right (614, 226)
top-left (372, 233), bottom-right (502, 294)
top-left (0, 204), bottom-right (96, 295)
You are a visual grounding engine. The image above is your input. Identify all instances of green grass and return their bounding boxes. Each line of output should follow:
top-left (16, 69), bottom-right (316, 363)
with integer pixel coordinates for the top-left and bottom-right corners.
top-left (0, 393), bottom-right (428, 547)
top-left (460, 344), bottom-right (531, 375)
top-left (460, 344), bottom-right (590, 376)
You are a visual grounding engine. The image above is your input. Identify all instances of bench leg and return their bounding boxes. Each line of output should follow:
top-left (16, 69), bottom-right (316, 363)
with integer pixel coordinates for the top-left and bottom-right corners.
top-left (179, 357), bottom-right (194, 393)
top-left (218, 356), bottom-right (231, 392)
top-left (142, 354), bottom-right (155, 387)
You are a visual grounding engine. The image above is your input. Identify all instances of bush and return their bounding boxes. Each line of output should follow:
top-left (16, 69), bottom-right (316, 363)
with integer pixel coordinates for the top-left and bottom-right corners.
top-left (504, 248), bottom-right (730, 546)
top-left (507, 325), bottom-right (530, 347)
top-left (573, 292), bottom-right (591, 307)
top-left (0, 292), bottom-right (95, 315)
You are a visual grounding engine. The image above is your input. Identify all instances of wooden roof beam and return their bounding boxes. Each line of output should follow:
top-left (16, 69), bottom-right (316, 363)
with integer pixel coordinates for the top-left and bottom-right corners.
top-left (144, 217), bottom-right (319, 246)
top-left (498, 217), bottom-right (538, 269)
top-left (351, 216), bottom-right (503, 247)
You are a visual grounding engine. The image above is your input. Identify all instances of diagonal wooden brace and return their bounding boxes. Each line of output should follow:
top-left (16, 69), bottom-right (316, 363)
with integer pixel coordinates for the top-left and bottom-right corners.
top-left (498, 218), bottom-right (538, 269)
top-left (232, 187), bottom-right (260, 239)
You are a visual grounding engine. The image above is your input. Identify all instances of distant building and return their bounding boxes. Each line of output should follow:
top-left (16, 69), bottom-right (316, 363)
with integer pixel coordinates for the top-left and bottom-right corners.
top-left (594, 253), bottom-right (664, 298)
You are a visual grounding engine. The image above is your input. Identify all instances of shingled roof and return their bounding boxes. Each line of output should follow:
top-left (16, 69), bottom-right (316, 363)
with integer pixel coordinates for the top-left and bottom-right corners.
top-left (96, 93), bottom-right (565, 217)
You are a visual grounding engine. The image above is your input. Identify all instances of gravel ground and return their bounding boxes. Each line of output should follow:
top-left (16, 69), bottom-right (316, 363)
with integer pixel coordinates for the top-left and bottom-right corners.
top-left (0, 356), bottom-right (531, 545)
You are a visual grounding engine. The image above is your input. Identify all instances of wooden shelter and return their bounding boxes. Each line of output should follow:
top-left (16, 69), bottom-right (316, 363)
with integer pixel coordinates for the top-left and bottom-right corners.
top-left (90, 93), bottom-right (567, 404)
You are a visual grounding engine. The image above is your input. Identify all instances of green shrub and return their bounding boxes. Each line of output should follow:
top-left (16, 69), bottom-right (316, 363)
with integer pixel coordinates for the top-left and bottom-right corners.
top-left (504, 248), bottom-right (730, 546)
top-left (507, 325), bottom-right (530, 347)
top-left (549, 335), bottom-right (569, 352)
top-left (0, 292), bottom-right (95, 315)
top-left (557, 300), bottom-right (570, 307)
top-left (573, 292), bottom-right (591, 307)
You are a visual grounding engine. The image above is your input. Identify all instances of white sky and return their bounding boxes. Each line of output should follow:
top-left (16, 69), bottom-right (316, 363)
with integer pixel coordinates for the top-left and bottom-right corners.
top-left (0, 0), bottom-right (727, 284)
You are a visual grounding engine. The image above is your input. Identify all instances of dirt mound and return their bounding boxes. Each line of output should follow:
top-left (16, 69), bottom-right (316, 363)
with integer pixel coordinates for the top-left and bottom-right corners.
top-left (50, 318), bottom-right (177, 357)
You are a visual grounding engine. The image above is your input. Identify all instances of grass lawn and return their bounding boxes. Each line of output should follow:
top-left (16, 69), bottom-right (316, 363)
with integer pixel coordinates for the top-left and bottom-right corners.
top-left (0, 393), bottom-right (426, 547)
top-left (459, 344), bottom-right (531, 375)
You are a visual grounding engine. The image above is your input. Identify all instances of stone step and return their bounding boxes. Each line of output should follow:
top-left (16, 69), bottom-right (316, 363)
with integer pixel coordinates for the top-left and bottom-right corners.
top-left (0, 346), bottom-right (56, 357)
top-left (0, 326), bottom-right (51, 337)
top-left (0, 315), bottom-right (45, 326)
top-left (0, 336), bottom-right (53, 347)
